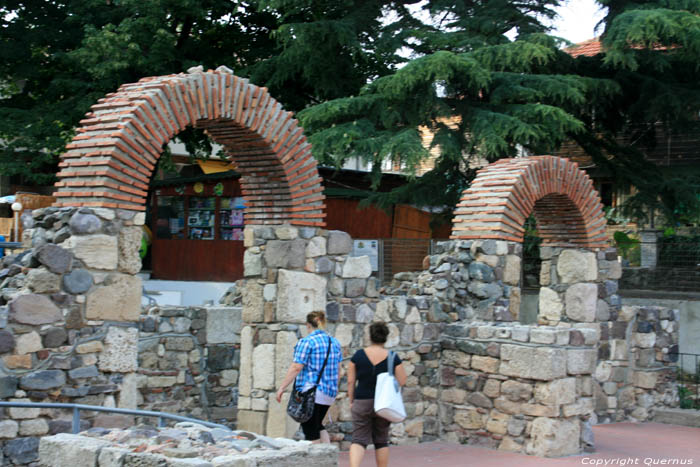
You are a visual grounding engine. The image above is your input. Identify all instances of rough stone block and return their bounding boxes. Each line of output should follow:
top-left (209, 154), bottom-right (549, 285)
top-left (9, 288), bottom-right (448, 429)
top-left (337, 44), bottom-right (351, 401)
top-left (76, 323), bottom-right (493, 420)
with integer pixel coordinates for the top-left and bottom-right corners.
top-left (441, 388), bottom-right (467, 404)
top-left (0, 420), bottom-right (18, 438)
top-left (0, 376), bottom-right (18, 398)
top-left (243, 250), bottom-right (262, 277)
top-left (503, 255), bottom-right (521, 285)
top-left (501, 380), bottom-right (533, 402)
top-left (266, 392), bottom-right (299, 439)
top-left (98, 326), bottom-right (138, 373)
top-left (530, 328), bottom-right (556, 344)
top-left (19, 418), bottom-right (49, 436)
top-left (327, 230), bottom-right (352, 254)
top-left (20, 370), bottom-right (66, 390)
top-left (539, 288), bottom-right (562, 322)
top-left (69, 212), bottom-right (102, 234)
top-left (264, 239), bottom-right (306, 269)
top-left (92, 414), bottom-right (134, 429)
top-left (470, 356), bottom-right (500, 373)
top-left (10, 294), bottom-right (62, 325)
top-left (236, 410), bottom-right (266, 434)
top-left (567, 349), bottom-right (596, 375)
top-left (36, 244), bottom-right (73, 274)
top-left (276, 270), bottom-right (326, 323)
top-left (341, 256), bottom-right (372, 279)
top-left (534, 378), bottom-right (576, 406)
top-left (634, 371), bottom-right (658, 389)
top-left (0, 329), bottom-right (13, 353)
top-left (526, 417), bottom-right (580, 457)
top-left (16, 330), bottom-right (43, 354)
top-left (86, 274), bottom-right (142, 321)
top-left (441, 350), bottom-right (471, 369)
top-left (98, 447), bottom-right (130, 467)
top-left (8, 398), bottom-right (40, 419)
top-left (76, 340), bottom-right (103, 353)
top-left (43, 327), bottom-right (68, 348)
top-left (305, 237), bottom-right (326, 258)
top-left (5, 436), bottom-right (40, 464)
top-left (241, 281), bottom-right (264, 323)
top-left (334, 323), bottom-right (354, 347)
top-left (253, 344), bottom-right (275, 390)
top-left (26, 268), bottom-right (61, 293)
top-left (206, 307), bottom-right (241, 344)
top-left (454, 409), bottom-right (485, 429)
top-left (557, 250), bottom-right (597, 283)
top-left (634, 332), bottom-right (656, 348)
top-left (239, 326), bottom-right (253, 397)
top-left (500, 344), bottom-right (566, 381)
top-left (562, 397), bottom-right (594, 417)
top-left (4, 354), bottom-right (32, 369)
top-left (118, 226), bottom-right (142, 274)
top-left (565, 283), bottom-right (598, 322)
top-left (345, 278), bottom-right (367, 298)
top-left (486, 410), bottom-right (510, 434)
top-left (276, 331), bottom-right (297, 388)
top-left (118, 372), bottom-right (138, 409)
top-left (66, 234), bottom-right (118, 270)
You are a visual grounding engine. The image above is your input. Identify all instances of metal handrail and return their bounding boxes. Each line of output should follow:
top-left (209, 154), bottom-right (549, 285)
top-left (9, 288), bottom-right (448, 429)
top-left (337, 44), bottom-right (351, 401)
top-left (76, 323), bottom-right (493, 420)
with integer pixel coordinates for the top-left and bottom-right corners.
top-left (0, 242), bottom-right (22, 248)
top-left (0, 401), bottom-right (232, 434)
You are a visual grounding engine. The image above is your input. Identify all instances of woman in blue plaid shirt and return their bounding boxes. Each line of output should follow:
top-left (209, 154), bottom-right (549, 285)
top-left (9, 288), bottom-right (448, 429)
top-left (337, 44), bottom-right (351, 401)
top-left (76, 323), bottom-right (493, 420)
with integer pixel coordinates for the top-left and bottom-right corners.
top-left (276, 311), bottom-right (342, 443)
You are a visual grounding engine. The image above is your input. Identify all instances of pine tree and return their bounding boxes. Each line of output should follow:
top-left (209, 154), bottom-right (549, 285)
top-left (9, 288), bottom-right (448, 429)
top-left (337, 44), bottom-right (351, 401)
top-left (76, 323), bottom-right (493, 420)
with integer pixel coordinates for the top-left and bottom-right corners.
top-left (0, 0), bottom-right (278, 183)
top-left (293, 0), bottom-right (619, 213)
top-left (570, 0), bottom-right (700, 226)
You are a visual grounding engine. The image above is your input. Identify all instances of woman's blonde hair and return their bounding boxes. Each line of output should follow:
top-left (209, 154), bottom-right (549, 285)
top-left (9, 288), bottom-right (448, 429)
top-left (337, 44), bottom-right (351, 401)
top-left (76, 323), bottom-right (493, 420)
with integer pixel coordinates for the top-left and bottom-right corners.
top-left (306, 311), bottom-right (326, 330)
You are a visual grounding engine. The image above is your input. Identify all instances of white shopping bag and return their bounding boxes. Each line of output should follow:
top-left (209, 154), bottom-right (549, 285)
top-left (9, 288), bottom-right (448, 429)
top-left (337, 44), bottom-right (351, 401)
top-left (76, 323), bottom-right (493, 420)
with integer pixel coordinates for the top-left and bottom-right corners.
top-left (373, 351), bottom-right (406, 422)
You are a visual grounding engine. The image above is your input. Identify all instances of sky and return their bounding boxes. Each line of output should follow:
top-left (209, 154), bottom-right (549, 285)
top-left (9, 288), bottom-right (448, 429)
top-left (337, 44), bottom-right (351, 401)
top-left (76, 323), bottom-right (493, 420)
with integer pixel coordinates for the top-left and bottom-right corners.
top-left (551, 0), bottom-right (607, 44)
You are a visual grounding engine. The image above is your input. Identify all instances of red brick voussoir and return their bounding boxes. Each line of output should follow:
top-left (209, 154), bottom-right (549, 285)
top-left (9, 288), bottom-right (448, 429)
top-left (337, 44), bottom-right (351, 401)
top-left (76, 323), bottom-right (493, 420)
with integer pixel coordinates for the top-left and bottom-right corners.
top-left (53, 69), bottom-right (326, 227)
top-left (451, 156), bottom-right (608, 248)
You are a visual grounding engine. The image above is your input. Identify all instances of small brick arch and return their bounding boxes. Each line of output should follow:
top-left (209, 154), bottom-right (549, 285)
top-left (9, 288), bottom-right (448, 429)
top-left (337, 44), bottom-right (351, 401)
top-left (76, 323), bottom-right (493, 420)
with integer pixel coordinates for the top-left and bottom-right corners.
top-left (451, 156), bottom-right (607, 248)
top-left (53, 70), bottom-right (325, 226)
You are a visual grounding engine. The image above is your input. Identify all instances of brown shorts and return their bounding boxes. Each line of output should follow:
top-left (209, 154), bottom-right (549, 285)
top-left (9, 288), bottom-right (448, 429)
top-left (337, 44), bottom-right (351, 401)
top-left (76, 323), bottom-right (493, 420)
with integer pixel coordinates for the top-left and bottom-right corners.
top-left (351, 398), bottom-right (391, 448)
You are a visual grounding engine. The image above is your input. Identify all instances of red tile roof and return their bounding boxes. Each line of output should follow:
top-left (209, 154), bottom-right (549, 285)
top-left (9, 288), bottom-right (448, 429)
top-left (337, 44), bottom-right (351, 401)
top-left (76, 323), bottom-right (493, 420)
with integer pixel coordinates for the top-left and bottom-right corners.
top-left (566, 38), bottom-right (603, 57)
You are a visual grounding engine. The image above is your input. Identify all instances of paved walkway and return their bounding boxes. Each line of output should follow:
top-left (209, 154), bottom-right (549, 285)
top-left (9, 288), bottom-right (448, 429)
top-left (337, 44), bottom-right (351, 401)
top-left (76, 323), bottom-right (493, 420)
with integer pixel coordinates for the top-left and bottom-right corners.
top-left (338, 422), bottom-right (700, 466)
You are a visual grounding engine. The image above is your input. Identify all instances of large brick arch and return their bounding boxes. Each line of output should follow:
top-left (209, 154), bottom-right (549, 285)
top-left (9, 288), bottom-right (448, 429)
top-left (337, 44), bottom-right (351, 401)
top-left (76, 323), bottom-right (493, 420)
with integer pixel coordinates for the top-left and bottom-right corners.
top-left (53, 69), bottom-right (325, 226)
top-left (451, 156), bottom-right (607, 248)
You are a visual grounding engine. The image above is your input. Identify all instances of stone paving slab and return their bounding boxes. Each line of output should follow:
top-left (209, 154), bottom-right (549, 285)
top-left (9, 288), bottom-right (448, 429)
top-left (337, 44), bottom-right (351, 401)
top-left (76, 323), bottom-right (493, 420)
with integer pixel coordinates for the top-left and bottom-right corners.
top-left (339, 423), bottom-right (700, 466)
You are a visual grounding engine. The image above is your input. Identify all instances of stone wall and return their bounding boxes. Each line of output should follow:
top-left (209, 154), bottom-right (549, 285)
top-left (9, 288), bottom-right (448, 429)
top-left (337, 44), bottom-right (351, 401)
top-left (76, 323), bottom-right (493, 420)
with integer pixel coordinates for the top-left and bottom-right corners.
top-left (0, 206), bottom-right (143, 466)
top-left (137, 306), bottom-right (241, 425)
top-left (0, 214), bottom-right (684, 463)
top-left (236, 232), bottom-right (610, 456)
top-left (594, 305), bottom-right (679, 423)
top-left (237, 225), bottom-right (380, 438)
top-left (438, 323), bottom-right (597, 457)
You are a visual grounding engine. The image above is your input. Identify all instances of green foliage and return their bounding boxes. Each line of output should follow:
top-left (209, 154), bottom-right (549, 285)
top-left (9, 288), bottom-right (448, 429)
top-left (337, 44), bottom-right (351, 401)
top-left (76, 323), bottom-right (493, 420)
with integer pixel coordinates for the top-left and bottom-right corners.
top-left (678, 385), bottom-right (699, 410)
top-left (1, 0), bottom-right (700, 230)
top-left (0, 0), bottom-right (278, 184)
top-left (619, 173), bottom-right (700, 227)
top-left (613, 230), bottom-right (640, 263)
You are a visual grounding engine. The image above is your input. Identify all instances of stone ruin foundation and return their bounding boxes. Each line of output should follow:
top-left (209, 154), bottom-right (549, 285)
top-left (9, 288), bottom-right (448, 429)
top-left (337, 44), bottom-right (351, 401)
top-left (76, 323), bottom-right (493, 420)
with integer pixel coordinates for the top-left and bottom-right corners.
top-left (38, 424), bottom-right (337, 467)
top-left (0, 157), bottom-right (683, 464)
top-left (0, 208), bottom-right (682, 465)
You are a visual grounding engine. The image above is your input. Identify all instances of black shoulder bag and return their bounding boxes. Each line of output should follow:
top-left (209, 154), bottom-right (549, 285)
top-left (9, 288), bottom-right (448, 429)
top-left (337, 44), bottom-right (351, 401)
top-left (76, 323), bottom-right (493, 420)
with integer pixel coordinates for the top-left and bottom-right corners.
top-left (287, 336), bottom-right (332, 423)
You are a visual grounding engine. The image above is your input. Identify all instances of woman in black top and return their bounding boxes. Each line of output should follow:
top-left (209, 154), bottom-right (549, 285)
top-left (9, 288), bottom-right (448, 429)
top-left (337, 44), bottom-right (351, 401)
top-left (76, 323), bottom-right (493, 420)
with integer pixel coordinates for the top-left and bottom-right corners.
top-left (347, 322), bottom-right (407, 467)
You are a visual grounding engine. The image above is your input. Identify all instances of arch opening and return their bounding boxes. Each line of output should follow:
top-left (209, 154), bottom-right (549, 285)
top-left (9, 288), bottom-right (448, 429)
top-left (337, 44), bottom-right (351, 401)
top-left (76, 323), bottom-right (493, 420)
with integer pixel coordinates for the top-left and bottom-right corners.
top-left (531, 193), bottom-right (589, 247)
